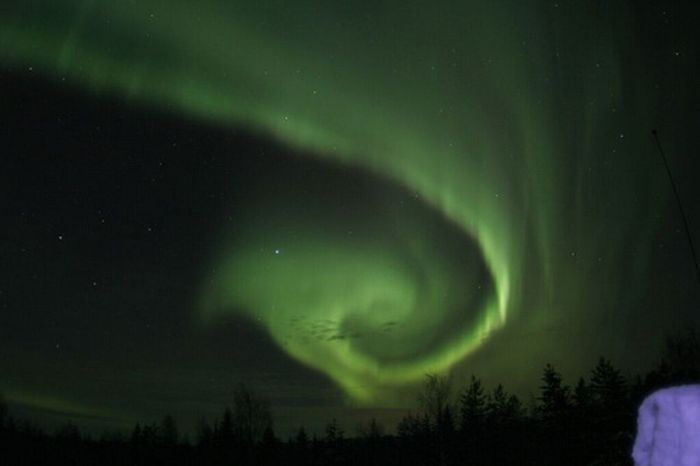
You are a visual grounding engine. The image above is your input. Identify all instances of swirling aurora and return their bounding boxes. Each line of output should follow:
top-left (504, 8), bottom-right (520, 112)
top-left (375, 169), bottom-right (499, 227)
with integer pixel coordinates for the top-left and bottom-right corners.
top-left (2, 0), bottom-right (699, 416)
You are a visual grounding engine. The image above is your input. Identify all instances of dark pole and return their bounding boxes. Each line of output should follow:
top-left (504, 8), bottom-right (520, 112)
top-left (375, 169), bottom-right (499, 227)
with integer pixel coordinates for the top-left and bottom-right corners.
top-left (651, 129), bottom-right (700, 287)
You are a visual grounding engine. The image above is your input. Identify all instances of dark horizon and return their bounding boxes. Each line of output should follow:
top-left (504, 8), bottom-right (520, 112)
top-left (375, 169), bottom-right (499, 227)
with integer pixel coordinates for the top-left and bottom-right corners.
top-left (2, 329), bottom-right (699, 465)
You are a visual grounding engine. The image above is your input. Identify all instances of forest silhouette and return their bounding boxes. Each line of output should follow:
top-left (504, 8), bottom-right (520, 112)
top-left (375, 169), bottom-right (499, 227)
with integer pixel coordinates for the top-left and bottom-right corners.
top-left (1, 329), bottom-right (698, 466)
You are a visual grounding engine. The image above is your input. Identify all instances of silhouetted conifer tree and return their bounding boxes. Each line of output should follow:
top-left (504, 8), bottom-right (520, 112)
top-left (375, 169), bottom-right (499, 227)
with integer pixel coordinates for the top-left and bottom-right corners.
top-left (130, 423), bottom-right (142, 445)
top-left (584, 357), bottom-right (631, 464)
top-left (483, 384), bottom-right (525, 466)
top-left (662, 329), bottom-right (700, 383)
top-left (569, 377), bottom-right (597, 464)
top-left (196, 417), bottom-right (214, 448)
top-left (325, 418), bottom-right (344, 443)
top-left (537, 363), bottom-right (571, 421)
top-left (129, 422), bottom-right (144, 465)
top-left (0, 394), bottom-right (7, 431)
top-left (55, 423), bottom-right (81, 442)
top-left (573, 377), bottom-right (592, 410)
top-left (486, 384), bottom-right (508, 426)
top-left (161, 414), bottom-right (178, 445)
top-left (356, 418), bottom-right (384, 466)
top-left (397, 413), bottom-right (421, 439)
top-left (292, 425), bottom-right (310, 465)
top-left (437, 404), bottom-right (455, 435)
top-left (216, 407), bottom-right (235, 446)
top-left (141, 422), bottom-right (160, 446)
top-left (324, 419), bottom-right (345, 466)
top-left (232, 384), bottom-right (273, 446)
top-left (418, 373), bottom-right (452, 431)
top-left (372, 417), bottom-right (384, 437)
top-left (258, 424), bottom-right (279, 465)
top-left (459, 375), bottom-right (487, 433)
top-left (590, 357), bottom-right (627, 410)
top-left (295, 426), bottom-right (308, 446)
top-left (457, 375), bottom-right (487, 464)
top-left (261, 424), bottom-right (276, 445)
top-left (537, 364), bottom-right (573, 465)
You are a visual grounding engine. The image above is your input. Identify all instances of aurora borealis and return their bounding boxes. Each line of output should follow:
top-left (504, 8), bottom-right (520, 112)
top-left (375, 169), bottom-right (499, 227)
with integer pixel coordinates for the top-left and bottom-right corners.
top-left (1, 1), bottom-right (699, 434)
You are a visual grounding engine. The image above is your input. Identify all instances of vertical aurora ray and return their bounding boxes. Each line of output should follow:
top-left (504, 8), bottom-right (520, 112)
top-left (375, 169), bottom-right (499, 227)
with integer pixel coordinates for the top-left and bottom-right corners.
top-left (1, 1), bottom-right (670, 403)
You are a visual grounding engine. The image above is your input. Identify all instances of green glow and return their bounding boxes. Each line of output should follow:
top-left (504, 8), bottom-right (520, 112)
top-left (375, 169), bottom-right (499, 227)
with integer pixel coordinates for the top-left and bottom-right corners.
top-left (199, 195), bottom-right (500, 401)
top-left (1, 1), bottom-right (661, 403)
top-left (5, 390), bottom-right (124, 421)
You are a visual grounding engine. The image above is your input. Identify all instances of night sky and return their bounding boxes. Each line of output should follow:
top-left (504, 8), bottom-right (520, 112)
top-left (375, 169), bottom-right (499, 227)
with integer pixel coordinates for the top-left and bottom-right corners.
top-left (1, 1), bottom-right (699, 436)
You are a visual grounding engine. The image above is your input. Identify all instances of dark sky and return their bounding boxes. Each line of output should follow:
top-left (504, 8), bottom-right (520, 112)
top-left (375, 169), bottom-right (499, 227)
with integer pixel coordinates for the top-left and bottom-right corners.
top-left (1, 0), bottom-right (699, 436)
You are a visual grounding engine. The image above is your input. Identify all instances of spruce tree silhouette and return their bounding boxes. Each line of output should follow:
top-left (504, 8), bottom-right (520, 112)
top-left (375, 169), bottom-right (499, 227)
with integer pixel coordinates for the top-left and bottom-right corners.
top-left (196, 417), bottom-right (214, 448)
top-left (195, 417), bottom-right (215, 465)
top-left (459, 375), bottom-right (487, 432)
top-left (537, 363), bottom-right (573, 465)
top-left (214, 406), bottom-right (236, 464)
top-left (485, 384), bottom-right (525, 466)
top-left (217, 407), bottom-right (235, 445)
top-left (324, 418), bottom-right (345, 466)
top-left (292, 426), bottom-right (310, 466)
top-left (418, 373), bottom-right (452, 431)
top-left (130, 422), bottom-right (142, 454)
top-left (0, 394), bottom-right (7, 431)
top-left (161, 414), bottom-right (178, 445)
top-left (573, 377), bottom-right (592, 411)
top-left (570, 376), bottom-right (598, 465)
top-left (538, 363), bottom-right (572, 421)
top-left (232, 384), bottom-right (273, 446)
top-left (590, 357), bottom-right (627, 410)
top-left (588, 357), bottom-right (631, 464)
top-left (325, 418), bottom-right (344, 442)
top-left (662, 329), bottom-right (700, 383)
top-left (367, 418), bottom-right (383, 439)
top-left (458, 374), bottom-right (487, 464)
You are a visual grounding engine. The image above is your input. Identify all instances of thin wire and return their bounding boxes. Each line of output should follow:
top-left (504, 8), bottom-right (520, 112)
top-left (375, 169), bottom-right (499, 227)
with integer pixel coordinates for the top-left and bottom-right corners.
top-left (651, 129), bottom-right (700, 287)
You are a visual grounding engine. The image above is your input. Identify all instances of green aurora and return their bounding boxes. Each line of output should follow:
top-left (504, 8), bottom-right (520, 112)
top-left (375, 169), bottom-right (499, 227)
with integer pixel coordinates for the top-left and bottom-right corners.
top-left (2, 0), bottom-right (696, 411)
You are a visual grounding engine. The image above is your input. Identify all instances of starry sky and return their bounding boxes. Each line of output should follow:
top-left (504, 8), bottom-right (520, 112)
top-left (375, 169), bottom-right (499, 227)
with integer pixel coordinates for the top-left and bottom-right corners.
top-left (1, 0), bottom-right (699, 436)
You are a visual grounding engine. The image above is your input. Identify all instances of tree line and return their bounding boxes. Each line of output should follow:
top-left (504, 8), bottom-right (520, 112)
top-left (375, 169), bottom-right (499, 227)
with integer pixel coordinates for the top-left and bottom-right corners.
top-left (0, 329), bottom-right (698, 466)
